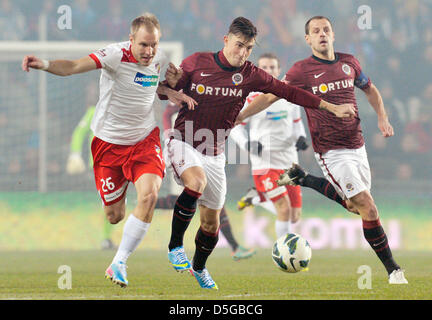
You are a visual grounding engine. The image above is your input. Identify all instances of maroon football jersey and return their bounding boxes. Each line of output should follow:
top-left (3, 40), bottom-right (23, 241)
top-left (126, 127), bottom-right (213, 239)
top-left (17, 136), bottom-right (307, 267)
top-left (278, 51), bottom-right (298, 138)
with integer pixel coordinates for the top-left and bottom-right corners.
top-left (171, 51), bottom-right (321, 155)
top-left (284, 53), bottom-right (371, 154)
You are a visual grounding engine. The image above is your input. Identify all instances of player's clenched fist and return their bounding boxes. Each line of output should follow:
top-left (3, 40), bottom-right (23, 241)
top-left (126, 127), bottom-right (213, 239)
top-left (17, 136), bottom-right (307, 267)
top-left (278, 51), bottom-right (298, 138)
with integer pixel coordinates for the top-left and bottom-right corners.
top-left (165, 62), bottom-right (183, 88)
top-left (22, 55), bottom-right (47, 72)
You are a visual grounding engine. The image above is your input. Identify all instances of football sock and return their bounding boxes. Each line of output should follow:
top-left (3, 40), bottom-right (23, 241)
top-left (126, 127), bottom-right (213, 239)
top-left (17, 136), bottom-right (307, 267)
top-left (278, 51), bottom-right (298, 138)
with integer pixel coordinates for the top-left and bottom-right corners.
top-left (155, 194), bottom-right (178, 209)
top-left (362, 218), bottom-right (400, 274)
top-left (113, 214), bottom-right (150, 263)
top-left (168, 187), bottom-right (201, 251)
top-left (302, 175), bottom-right (348, 209)
top-left (219, 207), bottom-right (238, 251)
top-left (192, 227), bottom-right (219, 271)
top-left (275, 219), bottom-right (291, 238)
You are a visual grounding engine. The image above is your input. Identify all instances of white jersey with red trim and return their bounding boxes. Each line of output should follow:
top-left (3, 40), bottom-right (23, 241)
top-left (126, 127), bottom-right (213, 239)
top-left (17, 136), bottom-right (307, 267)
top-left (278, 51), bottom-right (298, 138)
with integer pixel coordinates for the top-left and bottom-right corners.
top-left (230, 91), bottom-right (306, 171)
top-left (89, 41), bottom-right (168, 145)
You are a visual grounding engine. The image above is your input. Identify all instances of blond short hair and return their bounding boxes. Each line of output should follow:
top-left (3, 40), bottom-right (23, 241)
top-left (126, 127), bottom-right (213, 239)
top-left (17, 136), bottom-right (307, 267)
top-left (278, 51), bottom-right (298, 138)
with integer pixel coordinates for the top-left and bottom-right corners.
top-left (130, 13), bottom-right (161, 37)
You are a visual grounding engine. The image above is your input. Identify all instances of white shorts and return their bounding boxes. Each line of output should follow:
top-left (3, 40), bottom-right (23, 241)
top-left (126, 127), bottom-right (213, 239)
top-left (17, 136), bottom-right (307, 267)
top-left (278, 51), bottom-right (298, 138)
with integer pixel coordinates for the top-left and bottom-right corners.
top-left (164, 139), bottom-right (226, 210)
top-left (314, 145), bottom-right (371, 200)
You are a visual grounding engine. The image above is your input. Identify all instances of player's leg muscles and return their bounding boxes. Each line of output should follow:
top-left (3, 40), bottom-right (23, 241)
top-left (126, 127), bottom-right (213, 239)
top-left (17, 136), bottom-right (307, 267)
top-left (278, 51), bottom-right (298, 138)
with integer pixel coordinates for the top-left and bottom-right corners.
top-left (105, 198), bottom-right (126, 224)
top-left (134, 173), bottom-right (163, 223)
top-left (350, 190), bottom-right (400, 274)
top-left (192, 205), bottom-right (220, 271)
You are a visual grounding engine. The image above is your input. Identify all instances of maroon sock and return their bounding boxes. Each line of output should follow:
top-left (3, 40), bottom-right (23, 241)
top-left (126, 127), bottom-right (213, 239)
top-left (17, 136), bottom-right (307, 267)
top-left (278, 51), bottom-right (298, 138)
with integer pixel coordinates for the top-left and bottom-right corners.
top-left (303, 175), bottom-right (347, 209)
top-left (362, 219), bottom-right (400, 274)
top-left (192, 227), bottom-right (219, 271)
top-left (168, 187), bottom-right (201, 251)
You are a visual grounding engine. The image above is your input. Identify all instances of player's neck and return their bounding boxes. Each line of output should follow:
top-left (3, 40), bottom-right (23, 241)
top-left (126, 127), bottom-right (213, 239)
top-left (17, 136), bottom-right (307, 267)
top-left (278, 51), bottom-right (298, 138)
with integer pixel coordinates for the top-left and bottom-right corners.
top-left (312, 49), bottom-right (335, 62)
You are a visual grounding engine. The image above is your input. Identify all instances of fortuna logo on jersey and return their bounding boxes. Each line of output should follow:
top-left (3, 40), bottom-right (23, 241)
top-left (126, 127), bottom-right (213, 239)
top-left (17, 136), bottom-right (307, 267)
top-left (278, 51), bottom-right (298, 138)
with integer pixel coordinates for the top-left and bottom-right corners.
top-left (134, 72), bottom-right (158, 87)
top-left (311, 78), bottom-right (354, 95)
top-left (190, 83), bottom-right (243, 97)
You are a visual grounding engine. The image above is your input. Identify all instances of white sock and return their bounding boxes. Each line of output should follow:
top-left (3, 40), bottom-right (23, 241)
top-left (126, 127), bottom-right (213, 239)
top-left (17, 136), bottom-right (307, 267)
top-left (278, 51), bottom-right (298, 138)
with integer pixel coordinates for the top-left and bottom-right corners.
top-left (275, 220), bottom-right (291, 238)
top-left (258, 200), bottom-right (277, 215)
top-left (113, 214), bottom-right (150, 264)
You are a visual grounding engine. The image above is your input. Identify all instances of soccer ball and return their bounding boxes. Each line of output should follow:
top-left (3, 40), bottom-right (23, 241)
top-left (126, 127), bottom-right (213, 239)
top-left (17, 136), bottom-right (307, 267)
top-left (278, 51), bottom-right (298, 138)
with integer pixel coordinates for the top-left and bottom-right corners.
top-left (271, 233), bottom-right (312, 273)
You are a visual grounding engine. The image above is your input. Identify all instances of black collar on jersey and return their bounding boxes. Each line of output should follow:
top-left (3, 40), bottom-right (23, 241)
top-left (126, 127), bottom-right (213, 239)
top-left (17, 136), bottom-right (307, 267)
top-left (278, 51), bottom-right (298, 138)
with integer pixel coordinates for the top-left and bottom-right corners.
top-left (213, 51), bottom-right (241, 72)
top-left (312, 53), bottom-right (340, 64)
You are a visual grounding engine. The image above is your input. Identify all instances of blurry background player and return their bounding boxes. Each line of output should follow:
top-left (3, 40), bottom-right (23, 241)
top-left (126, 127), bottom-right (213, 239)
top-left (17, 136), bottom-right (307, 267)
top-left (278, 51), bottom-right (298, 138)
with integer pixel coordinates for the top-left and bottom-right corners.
top-left (238, 16), bottom-right (407, 284)
top-left (66, 103), bottom-right (116, 250)
top-left (158, 101), bottom-right (256, 261)
top-left (230, 53), bottom-right (309, 239)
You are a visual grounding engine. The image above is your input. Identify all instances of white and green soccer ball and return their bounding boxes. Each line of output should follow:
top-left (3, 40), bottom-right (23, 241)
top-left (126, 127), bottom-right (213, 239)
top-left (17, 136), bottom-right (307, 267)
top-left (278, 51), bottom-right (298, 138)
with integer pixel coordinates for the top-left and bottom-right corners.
top-left (271, 233), bottom-right (312, 273)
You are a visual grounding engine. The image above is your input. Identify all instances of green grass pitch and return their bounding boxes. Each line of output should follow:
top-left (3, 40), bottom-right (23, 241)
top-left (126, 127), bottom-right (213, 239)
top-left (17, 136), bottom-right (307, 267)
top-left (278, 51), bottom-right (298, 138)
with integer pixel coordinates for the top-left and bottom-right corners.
top-left (0, 249), bottom-right (430, 300)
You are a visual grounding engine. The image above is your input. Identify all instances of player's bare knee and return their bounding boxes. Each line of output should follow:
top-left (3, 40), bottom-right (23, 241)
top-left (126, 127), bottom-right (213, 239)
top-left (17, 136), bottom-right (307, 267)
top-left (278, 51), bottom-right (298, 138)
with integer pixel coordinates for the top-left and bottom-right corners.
top-left (105, 209), bottom-right (124, 224)
top-left (185, 176), bottom-right (207, 193)
top-left (201, 220), bottom-right (219, 234)
top-left (136, 189), bottom-right (159, 213)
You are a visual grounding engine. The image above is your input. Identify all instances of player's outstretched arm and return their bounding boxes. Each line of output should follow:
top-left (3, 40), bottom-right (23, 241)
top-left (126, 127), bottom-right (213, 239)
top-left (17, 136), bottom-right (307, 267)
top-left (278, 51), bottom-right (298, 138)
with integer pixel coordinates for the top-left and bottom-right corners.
top-left (235, 93), bottom-right (280, 125)
top-left (362, 83), bottom-right (394, 137)
top-left (157, 84), bottom-right (197, 110)
top-left (22, 55), bottom-right (97, 76)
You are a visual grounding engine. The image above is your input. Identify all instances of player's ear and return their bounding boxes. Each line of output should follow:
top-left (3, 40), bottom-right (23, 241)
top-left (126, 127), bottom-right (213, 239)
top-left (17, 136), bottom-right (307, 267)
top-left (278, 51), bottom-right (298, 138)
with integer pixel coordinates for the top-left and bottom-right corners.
top-left (223, 35), bottom-right (229, 46)
top-left (129, 33), bottom-right (134, 43)
top-left (304, 34), bottom-right (311, 45)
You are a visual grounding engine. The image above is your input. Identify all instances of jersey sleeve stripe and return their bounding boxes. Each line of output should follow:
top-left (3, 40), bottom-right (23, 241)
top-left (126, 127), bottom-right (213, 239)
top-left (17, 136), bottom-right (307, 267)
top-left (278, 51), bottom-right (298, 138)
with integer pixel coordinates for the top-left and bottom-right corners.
top-left (89, 53), bottom-right (102, 69)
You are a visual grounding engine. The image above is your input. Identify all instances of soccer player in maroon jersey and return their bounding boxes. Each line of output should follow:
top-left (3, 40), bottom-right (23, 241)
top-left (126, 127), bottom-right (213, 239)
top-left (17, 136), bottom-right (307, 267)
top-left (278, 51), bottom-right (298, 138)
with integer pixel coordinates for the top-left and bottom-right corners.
top-left (236, 16), bottom-right (407, 284)
top-left (158, 102), bottom-right (256, 261)
top-left (162, 17), bottom-right (355, 289)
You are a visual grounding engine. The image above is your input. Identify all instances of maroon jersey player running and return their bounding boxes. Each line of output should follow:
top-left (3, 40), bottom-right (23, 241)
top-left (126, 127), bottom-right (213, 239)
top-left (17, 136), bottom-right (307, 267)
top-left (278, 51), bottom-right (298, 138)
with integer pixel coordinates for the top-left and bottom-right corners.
top-left (162, 17), bottom-right (355, 289)
top-left (237, 16), bottom-right (407, 284)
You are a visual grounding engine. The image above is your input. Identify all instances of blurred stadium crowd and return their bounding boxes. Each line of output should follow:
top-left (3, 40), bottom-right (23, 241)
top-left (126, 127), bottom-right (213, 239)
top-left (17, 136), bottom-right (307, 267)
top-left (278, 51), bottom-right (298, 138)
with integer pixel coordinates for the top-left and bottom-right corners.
top-left (0, 0), bottom-right (431, 190)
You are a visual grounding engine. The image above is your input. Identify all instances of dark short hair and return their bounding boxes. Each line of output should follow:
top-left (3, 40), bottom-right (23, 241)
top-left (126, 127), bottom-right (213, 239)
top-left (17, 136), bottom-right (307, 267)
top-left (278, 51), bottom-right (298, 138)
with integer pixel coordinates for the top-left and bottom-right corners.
top-left (228, 17), bottom-right (257, 40)
top-left (258, 53), bottom-right (280, 69)
top-left (305, 16), bottom-right (333, 34)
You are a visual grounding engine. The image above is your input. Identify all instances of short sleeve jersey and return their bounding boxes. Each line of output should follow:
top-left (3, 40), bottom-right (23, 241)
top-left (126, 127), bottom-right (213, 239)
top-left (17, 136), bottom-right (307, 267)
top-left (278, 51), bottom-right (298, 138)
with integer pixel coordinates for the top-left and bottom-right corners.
top-left (89, 41), bottom-right (168, 145)
top-left (284, 53), bottom-right (371, 154)
top-left (171, 51), bottom-right (320, 156)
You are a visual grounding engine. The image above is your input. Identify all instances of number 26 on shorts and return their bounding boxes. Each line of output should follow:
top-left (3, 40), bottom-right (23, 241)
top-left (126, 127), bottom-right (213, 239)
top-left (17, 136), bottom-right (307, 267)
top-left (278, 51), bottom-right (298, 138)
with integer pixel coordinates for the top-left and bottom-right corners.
top-left (101, 177), bottom-right (115, 193)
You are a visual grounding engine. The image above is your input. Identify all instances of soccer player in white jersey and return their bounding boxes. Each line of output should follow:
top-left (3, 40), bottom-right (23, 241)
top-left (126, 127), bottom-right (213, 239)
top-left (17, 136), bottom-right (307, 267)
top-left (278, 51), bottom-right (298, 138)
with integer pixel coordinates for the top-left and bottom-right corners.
top-left (22, 13), bottom-right (197, 288)
top-left (230, 53), bottom-right (308, 238)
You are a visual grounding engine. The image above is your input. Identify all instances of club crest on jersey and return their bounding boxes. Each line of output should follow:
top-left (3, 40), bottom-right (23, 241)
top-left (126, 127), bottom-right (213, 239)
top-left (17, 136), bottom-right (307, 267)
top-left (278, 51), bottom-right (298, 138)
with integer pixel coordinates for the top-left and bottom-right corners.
top-left (134, 72), bottom-right (158, 87)
top-left (190, 83), bottom-right (243, 97)
top-left (342, 64), bottom-right (351, 75)
top-left (232, 73), bottom-right (243, 86)
top-left (346, 183), bottom-right (354, 192)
